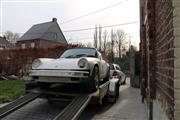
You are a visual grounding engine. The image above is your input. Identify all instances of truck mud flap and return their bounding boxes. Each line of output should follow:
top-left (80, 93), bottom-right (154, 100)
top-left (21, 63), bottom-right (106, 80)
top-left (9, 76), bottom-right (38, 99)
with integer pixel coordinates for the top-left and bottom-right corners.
top-left (53, 95), bottom-right (91, 120)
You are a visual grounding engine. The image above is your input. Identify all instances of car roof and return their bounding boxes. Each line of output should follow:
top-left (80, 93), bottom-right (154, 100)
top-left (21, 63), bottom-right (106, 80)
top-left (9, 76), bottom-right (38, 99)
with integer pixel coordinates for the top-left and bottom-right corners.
top-left (111, 63), bottom-right (119, 66)
top-left (67, 47), bottom-right (97, 51)
top-left (71, 47), bottom-right (96, 49)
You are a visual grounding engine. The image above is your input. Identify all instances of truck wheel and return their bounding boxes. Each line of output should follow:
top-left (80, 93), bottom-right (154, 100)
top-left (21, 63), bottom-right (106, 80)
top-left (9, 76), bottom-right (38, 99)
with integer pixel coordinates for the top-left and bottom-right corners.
top-left (87, 66), bottom-right (99, 92)
top-left (104, 68), bottom-right (110, 82)
top-left (122, 76), bottom-right (126, 85)
top-left (116, 84), bottom-right (119, 98)
top-left (108, 96), bottom-right (116, 103)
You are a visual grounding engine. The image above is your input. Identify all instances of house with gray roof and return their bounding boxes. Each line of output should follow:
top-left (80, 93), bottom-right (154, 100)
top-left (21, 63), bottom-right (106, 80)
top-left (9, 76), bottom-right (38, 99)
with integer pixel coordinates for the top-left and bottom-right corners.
top-left (0, 36), bottom-right (13, 50)
top-left (16, 18), bottom-right (68, 48)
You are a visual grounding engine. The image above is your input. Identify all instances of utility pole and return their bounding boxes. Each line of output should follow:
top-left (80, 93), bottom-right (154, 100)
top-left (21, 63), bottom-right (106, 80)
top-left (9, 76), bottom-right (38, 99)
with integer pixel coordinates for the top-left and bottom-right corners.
top-left (111, 29), bottom-right (114, 62)
top-left (129, 35), bottom-right (131, 52)
top-left (99, 25), bottom-right (102, 52)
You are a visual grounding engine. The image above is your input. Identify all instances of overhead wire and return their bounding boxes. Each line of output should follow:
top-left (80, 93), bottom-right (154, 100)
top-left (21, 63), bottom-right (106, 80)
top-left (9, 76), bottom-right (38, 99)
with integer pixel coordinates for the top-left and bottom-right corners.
top-left (61, 0), bottom-right (128, 24)
top-left (67, 32), bottom-right (139, 41)
top-left (2, 21), bottom-right (139, 35)
top-left (63, 21), bottom-right (139, 32)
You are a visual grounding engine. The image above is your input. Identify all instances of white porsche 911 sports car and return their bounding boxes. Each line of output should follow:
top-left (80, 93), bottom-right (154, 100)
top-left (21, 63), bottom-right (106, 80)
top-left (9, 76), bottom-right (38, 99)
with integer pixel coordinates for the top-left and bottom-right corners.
top-left (30, 47), bottom-right (109, 92)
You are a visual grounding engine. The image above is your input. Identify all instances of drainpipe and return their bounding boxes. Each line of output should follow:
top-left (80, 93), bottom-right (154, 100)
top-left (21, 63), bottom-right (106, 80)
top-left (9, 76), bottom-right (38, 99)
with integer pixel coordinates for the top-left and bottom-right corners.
top-left (147, 0), bottom-right (156, 120)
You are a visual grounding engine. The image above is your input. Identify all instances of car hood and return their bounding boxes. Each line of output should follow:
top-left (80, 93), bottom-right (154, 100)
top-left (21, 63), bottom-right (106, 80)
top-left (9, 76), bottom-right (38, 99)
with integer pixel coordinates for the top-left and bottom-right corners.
top-left (33, 58), bottom-right (86, 70)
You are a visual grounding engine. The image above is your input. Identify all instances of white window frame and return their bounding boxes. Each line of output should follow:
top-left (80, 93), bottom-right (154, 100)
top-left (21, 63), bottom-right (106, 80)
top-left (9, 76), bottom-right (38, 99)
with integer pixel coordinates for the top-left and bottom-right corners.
top-left (22, 43), bottom-right (25, 49)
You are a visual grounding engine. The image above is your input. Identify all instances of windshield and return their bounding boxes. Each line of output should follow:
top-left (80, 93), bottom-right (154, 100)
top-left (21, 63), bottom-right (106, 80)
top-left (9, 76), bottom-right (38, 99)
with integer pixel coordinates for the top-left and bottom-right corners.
top-left (60, 48), bottom-right (96, 58)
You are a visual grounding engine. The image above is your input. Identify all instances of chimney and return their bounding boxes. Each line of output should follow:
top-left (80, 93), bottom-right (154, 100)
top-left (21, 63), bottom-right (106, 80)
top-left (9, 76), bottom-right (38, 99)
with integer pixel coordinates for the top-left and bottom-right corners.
top-left (52, 18), bottom-right (57, 22)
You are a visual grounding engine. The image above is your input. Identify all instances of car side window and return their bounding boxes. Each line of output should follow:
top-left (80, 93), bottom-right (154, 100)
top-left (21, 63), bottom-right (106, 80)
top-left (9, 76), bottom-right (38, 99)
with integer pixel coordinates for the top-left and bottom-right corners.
top-left (115, 66), bottom-right (121, 71)
top-left (95, 51), bottom-right (98, 58)
top-left (110, 65), bottom-right (115, 70)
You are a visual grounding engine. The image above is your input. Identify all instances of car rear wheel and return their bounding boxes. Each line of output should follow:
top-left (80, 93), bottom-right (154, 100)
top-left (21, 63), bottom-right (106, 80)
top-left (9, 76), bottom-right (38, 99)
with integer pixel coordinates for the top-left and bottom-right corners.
top-left (87, 66), bottom-right (99, 92)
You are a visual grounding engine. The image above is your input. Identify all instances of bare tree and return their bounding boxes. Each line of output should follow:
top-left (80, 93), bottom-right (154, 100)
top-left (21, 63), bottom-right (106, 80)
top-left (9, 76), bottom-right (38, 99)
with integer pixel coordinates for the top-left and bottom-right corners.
top-left (102, 29), bottom-right (108, 53)
top-left (86, 42), bottom-right (93, 47)
top-left (111, 29), bottom-right (115, 62)
top-left (93, 25), bottom-right (98, 49)
top-left (115, 29), bottom-right (127, 59)
top-left (4, 31), bottom-right (20, 43)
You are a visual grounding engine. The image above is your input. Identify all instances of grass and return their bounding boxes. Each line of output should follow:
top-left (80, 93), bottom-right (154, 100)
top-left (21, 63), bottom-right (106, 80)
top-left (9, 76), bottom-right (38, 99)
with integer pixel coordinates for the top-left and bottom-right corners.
top-left (0, 80), bottom-right (28, 103)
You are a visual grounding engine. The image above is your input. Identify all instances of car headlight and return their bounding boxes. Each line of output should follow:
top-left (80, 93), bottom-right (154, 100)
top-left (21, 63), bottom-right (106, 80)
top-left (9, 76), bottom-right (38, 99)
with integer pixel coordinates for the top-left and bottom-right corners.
top-left (78, 58), bottom-right (88, 68)
top-left (32, 59), bottom-right (42, 69)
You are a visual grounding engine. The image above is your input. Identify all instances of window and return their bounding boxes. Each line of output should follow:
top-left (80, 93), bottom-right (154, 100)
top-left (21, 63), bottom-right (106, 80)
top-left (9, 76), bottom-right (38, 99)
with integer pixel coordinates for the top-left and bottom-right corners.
top-left (31, 42), bottom-right (35, 48)
top-left (110, 64), bottom-right (115, 70)
top-left (22, 43), bottom-right (25, 49)
top-left (114, 64), bottom-right (121, 71)
top-left (0, 44), bottom-right (5, 50)
top-left (116, 66), bottom-right (121, 71)
top-left (60, 48), bottom-right (96, 58)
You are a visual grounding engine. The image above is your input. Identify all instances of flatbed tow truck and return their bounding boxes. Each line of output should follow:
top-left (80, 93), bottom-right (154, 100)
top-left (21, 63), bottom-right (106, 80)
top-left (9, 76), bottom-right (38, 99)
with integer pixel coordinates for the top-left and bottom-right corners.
top-left (0, 78), bottom-right (120, 120)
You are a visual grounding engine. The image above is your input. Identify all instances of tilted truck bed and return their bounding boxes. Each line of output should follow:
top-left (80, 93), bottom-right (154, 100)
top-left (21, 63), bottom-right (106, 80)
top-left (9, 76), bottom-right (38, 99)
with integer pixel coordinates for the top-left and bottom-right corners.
top-left (0, 78), bottom-right (119, 120)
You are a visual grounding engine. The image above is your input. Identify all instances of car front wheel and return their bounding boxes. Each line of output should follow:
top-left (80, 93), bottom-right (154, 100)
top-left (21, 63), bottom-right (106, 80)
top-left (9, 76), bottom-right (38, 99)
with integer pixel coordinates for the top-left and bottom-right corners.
top-left (87, 66), bottom-right (99, 92)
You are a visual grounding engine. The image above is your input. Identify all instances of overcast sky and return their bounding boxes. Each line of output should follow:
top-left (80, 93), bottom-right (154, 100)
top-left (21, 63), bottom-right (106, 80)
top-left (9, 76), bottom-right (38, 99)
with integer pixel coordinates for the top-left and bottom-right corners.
top-left (0, 0), bottom-right (140, 47)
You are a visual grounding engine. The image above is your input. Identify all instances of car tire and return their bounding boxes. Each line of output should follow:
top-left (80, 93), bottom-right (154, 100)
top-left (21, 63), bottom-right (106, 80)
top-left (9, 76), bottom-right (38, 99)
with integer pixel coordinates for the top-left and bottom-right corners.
top-left (87, 66), bottom-right (99, 92)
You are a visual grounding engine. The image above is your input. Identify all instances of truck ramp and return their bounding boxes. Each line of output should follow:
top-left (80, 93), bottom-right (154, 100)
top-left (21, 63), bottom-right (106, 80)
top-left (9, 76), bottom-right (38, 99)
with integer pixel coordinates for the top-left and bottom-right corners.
top-left (0, 93), bottom-right (41, 119)
top-left (53, 95), bottom-right (91, 120)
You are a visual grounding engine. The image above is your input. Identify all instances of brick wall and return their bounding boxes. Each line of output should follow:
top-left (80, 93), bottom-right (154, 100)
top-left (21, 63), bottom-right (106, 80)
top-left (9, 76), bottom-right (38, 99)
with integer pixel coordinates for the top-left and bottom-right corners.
top-left (16, 39), bottom-right (66, 48)
top-left (38, 39), bottom-right (66, 48)
top-left (0, 44), bottom-right (80, 75)
top-left (173, 0), bottom-right (180, 119)
top-left (140, 0), bottom-right (176, 119)
top-left (155, 0), bottom-right (174, 119)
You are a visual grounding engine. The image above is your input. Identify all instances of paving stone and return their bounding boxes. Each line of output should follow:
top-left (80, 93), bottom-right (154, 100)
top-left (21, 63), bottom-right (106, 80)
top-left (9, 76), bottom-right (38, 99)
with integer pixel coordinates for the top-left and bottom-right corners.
top-left (79, 78), bottom-right (148, 120)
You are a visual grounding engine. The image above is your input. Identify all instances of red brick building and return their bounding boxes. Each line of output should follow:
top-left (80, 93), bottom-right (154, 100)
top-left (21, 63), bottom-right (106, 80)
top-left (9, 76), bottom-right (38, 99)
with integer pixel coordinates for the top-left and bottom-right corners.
top-left (16, 18), bottom-right (68, 48)
top-left (140, 0), bottom-right (180, 120)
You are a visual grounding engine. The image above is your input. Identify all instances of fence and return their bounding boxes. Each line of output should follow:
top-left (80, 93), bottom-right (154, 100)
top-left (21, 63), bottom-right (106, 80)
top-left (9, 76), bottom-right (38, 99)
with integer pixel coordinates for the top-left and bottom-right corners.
top-left (0, 44), bottom-right (80, 76)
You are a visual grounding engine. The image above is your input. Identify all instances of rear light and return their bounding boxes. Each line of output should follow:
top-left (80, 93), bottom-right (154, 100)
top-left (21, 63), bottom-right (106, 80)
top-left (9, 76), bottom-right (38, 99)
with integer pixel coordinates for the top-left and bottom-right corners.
top-left (89, 98), bottom-right (97, 105)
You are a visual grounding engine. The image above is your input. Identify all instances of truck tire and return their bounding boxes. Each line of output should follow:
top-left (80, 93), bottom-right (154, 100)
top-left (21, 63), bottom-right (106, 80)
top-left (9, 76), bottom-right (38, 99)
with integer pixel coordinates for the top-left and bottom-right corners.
top-left (87, 66), bottom-right (99, 92)
top-left (121, 76), bottom-right (126, 85)
top-left (108, 96), bottom-right (116, 103)
top-left (104, 68), bottom-right (110, 82)
top-left (116, 84), bottom-right (119, 98)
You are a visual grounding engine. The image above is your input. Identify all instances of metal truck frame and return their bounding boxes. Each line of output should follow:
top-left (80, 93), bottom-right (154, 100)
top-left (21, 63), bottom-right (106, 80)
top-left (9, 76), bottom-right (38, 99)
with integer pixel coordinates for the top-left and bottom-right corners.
top-left (0, 78), bottom-right (120, 120)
